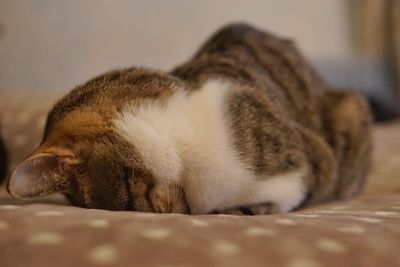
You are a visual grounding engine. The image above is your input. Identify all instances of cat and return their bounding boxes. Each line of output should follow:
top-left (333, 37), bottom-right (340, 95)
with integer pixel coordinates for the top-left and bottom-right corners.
top-left (6, 23), bottom-right (372, 215)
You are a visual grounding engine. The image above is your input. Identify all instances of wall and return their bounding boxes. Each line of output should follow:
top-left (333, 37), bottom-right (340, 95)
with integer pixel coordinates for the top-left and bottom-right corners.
top-left (0, 0), bottom-right (355, 91)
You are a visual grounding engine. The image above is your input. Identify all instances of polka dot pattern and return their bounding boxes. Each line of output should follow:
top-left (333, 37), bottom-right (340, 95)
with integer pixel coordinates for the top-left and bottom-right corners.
top-left (0, 193), bottom-right (399, 267)
top-left (88, 219), bottom-right (110, 228)
top-left (28, 231), bottom-right (63, 245)
top-left (316, 238), bottom-right (347, 254)
top-left (140, 228), bottom-right (171, 240)
top-left (190, 218), bottom-right (209, 227)
top-left (213, 240), bottom-right (241, 255)
top-left (0, 93), bottom-right (400, 267)
top-left (36, 211), bottom-right (64, 217)
top-left (374, 211), bottom-right (398, 216)
top-left (0, 89), bottom-right (64, 170)
top-left (288, 258), bottom-right (322, 267)
top-left (87, 244), bottom-right (117, 265)
top-left (275, 218), bottom-right (298, 225)
top-left (245, 226), bottom-right (275, 237)
top-left (357, 217), bottom-right (382, 223)
top-left (0, 204), bottom-right (20, 210)
top-left (337, 225), bottom-right (366, 235)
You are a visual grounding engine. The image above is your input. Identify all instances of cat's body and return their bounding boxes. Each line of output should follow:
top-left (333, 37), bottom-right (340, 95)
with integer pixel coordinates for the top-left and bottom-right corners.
top-left (7, 24), bottom-right (372, 215)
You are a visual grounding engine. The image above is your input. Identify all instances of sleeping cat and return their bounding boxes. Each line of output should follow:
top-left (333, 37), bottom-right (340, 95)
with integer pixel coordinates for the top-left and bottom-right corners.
top-left (7, 23), bottom-right (372, 215)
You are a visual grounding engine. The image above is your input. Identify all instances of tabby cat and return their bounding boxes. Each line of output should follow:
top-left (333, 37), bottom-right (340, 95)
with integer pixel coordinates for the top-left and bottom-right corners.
top-left (7, 24), bottom-right (372, 215)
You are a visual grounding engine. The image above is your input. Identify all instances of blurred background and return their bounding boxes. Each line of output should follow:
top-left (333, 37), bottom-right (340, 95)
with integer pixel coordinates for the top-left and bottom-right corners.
top-left (0, 0), bottom-right (399, 119)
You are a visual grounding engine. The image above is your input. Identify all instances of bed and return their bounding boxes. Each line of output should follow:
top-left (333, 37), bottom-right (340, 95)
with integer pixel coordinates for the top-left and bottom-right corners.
top-left (1, 89), bottom-right (399, 267)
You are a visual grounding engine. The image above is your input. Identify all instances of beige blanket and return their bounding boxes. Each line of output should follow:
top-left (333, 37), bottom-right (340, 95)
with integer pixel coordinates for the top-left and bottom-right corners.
top-left (0, 90), bottom-right (399, 267)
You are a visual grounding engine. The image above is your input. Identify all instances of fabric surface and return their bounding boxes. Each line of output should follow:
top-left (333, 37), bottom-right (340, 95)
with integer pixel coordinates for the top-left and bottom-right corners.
top-left (0, 89), bottom-right (399, 267)
top-left (0, 195), bottom-right (399, 267)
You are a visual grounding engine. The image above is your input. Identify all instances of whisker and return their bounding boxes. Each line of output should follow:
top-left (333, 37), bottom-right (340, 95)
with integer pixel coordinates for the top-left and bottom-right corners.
top-left (174, 183), bottom-right (180, 206)
top-left (166, 182), bottom-right (171, 211)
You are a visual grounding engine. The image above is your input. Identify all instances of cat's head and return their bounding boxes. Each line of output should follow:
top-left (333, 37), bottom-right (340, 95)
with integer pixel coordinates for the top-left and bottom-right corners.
top-left (7, 68), bottom-right (189, 213)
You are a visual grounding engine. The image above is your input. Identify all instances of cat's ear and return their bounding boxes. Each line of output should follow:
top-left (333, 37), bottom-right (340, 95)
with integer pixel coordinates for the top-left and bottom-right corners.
top-left (7, 148), bottom-right (77, 198)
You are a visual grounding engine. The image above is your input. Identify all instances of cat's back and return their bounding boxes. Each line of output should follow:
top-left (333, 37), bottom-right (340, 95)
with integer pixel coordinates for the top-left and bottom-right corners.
top-left (172, 23), bottom-right (337, 178)
top-left (172, 23), bottom-right (327, 132)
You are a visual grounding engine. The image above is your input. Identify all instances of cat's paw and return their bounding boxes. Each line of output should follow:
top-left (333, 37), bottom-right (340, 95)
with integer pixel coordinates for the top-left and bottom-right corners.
top-left (213, 202), bottom-right (278, 215)
top-left (150, 185), bottom-right (190, 214)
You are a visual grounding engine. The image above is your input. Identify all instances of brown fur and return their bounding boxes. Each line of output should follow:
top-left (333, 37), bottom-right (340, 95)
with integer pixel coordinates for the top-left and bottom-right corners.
top-left (7, 23), bottom-right (372, 214)
top-left (174, 24), bottom-right (372, 213)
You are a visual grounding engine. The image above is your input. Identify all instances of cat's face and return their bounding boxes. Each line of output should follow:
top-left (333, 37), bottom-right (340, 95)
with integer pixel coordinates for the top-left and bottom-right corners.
top-left (8, 108), bottom-right (188, 213)
top-left (7, 69), bottom-right (189, 213)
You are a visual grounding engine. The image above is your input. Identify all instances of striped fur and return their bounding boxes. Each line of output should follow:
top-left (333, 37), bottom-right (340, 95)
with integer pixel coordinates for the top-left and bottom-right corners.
top-left (7, 23), bottom-right (372, 214)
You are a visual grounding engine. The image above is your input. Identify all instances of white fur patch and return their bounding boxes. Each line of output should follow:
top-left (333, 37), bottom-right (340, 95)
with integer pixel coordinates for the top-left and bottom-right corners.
top-left (242, 171), bottom-right (306, 213)
top-left (114, 100), bottom-right (183, 184)
top-left (114, 79), bottom-right (306, 214)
